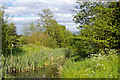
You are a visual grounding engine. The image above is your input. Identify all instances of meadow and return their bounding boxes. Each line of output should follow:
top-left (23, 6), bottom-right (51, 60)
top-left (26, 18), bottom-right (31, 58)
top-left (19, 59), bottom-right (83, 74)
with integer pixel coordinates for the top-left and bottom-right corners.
top-left (59, 48), bottom-right (119, 78)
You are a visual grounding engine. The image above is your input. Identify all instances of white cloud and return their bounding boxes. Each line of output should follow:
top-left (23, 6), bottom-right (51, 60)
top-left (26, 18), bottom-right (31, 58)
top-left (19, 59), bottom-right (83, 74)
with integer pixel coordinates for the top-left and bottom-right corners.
top-left (59, 22), bottom-right (79, 32)
top-left (5, 7), bottom-right (27, 16)
top-left (3, 0), bottom-right (76, 16)
top-left (55, 13), bottom-right (72, 18)
top-left (9, 17), bottom-right (39, 25)
top-left (2, 0), bottom-right (78, 34)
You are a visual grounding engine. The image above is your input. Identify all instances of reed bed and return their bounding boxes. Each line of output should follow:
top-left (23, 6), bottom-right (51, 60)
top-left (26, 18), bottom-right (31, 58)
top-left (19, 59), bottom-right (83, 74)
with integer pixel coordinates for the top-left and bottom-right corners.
top-left (2, 45), bottom-right (69, 77)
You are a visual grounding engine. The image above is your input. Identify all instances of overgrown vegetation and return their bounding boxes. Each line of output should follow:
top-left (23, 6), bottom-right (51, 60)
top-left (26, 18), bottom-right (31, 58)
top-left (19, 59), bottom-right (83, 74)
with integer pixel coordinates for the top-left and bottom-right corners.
top-left (1, 1), bottom-right (119, 78)
top-left (60, 49), bottom-right (118, 78)
top-left (2, 45), bottom-right (70, 78)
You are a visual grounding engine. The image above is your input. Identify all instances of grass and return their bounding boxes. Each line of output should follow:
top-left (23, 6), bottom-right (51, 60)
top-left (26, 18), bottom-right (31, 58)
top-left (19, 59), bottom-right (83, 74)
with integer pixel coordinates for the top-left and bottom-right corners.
top-left (2, 45), bottom-right (119, 78)
top-left (59, 49), bottom-right (118, 78)
top-left (2, 44), bottom-right (70, 78)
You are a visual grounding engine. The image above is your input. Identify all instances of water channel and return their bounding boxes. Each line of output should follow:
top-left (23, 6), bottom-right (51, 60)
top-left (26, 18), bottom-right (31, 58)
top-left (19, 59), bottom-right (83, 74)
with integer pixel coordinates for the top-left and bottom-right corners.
top-left (6, 58), bottom-right (65, 78)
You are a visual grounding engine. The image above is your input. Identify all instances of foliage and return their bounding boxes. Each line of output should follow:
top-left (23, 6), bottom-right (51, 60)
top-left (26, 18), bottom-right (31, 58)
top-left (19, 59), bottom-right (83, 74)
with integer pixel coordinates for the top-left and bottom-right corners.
top-left (1, 3), bottom-right (119, 78)
top-left (21, 32), bottom-right (57, 48)
top-left (22, 22), bottom-right (39, 35)
top-left (60, 49), bottom-right (118, 78)
top-left (37, 8), bottom-right (73, 48)
top-left (72, 2), bottom-right (120, 57)
top-left (22, 8), bottom-right (73, 48)
top-left (0, 7), bottom-right (18, 56)
top-left (0, 6), bottom-right (3, 55)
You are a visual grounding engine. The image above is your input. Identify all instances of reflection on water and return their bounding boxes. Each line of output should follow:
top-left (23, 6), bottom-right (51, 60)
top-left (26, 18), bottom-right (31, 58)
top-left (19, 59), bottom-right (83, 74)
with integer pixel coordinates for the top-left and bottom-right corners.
top-left (6, 58), bottom-right (65, 78)
top-left (9, 65), bottom-right (59, 78)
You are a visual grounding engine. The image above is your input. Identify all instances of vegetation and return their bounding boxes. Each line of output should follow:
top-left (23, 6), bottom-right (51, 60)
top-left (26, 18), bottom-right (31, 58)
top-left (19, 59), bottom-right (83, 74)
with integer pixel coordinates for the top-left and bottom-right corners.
top-left (72, 2), bottom-right (120, 56)
top-left (1, 1), bottom-right (119, 79)
top-left (0, 6), bottom-right (19, 56)
top-left (22, 9), bottom-right (73, 48)
top-left (60, 49), bottom-right (118, 78)
top-left (2, 45), bottom-right (70, 78)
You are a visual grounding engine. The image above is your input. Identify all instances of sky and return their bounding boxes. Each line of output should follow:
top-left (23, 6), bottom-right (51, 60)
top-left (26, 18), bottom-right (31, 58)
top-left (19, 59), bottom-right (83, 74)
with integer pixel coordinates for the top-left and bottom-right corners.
top-left (0, 0), bottom-right (79, 34)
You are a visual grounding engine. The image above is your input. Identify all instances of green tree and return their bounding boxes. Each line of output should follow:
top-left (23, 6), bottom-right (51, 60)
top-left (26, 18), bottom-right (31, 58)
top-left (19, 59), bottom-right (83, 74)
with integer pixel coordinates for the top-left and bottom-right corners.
top-left (37, 8), bottom-right (54, 31)
top-left (23, 22), bottom-right (39, 35)
top-left (37, 8), bottom-right (72, 47)
top-left (72, 1), bottom-right (120, 57)
top-left (0, 6), bottom-right (18, 56)
top-left (22, 8), bottom-right (73, 48)
top-left (0, 6), bottom-right (3, 55)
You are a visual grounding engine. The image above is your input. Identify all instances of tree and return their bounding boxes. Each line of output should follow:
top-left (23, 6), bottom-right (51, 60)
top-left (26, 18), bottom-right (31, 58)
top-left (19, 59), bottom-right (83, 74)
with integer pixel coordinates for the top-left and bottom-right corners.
top-left (0, 6), bottom-right (18, 56)
top-left (36, 8), bottom-right (72, 47)
top-left (22, 22), bottom-right (39, 35)
top-left (72, 1), bottom-right (120, 57)
top-left (22, 8), bottom-right (73, 48)
top-left (72, 1), bottom-right (103, 27)
top-left (37, 8), bottom-right (54, 31)
top-left (0, 6), bottom-right (4, 55)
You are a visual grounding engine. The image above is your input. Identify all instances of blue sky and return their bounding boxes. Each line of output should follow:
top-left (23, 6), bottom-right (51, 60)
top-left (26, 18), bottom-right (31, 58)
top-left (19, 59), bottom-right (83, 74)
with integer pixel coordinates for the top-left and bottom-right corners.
top-left (1, 0), bottom-right (79, 34)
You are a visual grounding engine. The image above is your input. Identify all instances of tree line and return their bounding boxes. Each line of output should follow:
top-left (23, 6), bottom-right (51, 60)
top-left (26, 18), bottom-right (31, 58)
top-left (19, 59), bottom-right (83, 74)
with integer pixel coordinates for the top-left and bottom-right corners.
top-left (21, 9), bottom-right (73, 48)
top-left (1, 1), bottom-right (120, 58)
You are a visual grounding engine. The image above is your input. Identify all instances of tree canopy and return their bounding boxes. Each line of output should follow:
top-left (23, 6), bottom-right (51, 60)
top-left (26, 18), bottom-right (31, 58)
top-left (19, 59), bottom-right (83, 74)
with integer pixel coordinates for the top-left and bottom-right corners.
top-left (22, 8), bottom-right (73, 48)
top-left (72, 1), bottom-right (120, 57)
top-left (0, 6), bottom-right (18, 56)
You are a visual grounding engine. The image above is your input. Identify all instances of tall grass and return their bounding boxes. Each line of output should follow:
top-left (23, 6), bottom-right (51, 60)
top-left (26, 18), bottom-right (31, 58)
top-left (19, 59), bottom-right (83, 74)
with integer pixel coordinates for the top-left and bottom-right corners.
top-left (2, 45), bottom-right (69, 78)
top-left (60, 48), bottom-right (118, 78)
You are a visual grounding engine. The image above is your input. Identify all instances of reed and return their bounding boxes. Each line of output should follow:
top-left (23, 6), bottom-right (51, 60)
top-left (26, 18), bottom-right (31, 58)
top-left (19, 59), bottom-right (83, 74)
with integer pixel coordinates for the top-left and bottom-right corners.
top-left (2, 45), bottom-right (69, 77)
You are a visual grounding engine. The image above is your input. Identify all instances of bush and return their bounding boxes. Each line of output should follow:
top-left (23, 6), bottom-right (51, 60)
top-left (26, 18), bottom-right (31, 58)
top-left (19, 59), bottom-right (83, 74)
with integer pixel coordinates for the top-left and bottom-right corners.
top-left (20, 32), bottom-right (57, 48)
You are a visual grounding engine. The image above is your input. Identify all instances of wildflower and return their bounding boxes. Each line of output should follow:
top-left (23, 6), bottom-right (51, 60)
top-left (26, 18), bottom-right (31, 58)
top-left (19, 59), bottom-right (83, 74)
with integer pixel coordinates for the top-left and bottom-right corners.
top-left (93, 56), bottom-right (96, 59)
top-left (85, 68), bottom-right (90, 72)
top-left (109, 75), bottom-right (112, 77)
top-left (109, 52), bottom-right (112, 54)
top-left (92, 70), bottom-right (95, 74)
top-left (43, 75), bottom-right (46, 78)
top-left (90, 54), bottom-right (94, 56)
top-left (92, 59), bottom-right (98, 62)
top-left (93, 54), bottom-right (97, 56)
top-left (98, 53), bottom-right (102, 57)
top-left (105, 48), bottom-right (109, 51)
top-left (101, 51), bottom-right (105, 54)
top-left (98, 57), bottom-right (101, 60)
top-left (44, 47), bottom-right (46, 49)
top-left (97, 63), bottom-right (100, 66)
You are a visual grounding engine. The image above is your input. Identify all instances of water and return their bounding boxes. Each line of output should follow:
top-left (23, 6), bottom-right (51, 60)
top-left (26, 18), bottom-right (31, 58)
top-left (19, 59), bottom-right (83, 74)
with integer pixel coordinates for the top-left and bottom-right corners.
top-left (6, 59), bottom-right (65, 78)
